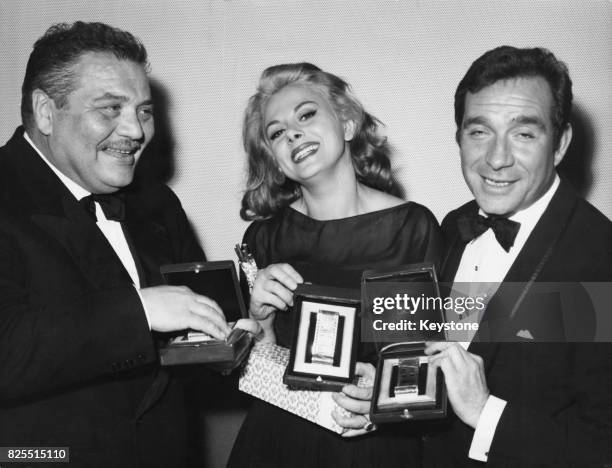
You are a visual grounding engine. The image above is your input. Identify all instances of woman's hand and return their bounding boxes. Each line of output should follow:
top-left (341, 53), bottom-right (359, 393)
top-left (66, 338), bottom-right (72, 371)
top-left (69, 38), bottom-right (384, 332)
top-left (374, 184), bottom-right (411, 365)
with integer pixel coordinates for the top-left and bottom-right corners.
top-left (249, 263), bottom-right (303, 341)
top-left (332, 362), bottom-right (377, 437)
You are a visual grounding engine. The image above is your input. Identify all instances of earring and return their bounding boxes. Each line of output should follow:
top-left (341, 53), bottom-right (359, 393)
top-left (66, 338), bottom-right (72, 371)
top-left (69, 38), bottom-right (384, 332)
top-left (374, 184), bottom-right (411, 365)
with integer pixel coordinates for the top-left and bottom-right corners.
top-left (273, 164), bottom-right (286, 184)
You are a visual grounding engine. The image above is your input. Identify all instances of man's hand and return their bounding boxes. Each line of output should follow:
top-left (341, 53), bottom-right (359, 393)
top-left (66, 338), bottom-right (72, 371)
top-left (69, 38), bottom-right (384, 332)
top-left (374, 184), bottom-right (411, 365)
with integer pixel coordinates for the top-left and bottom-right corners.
top-left (425, 341), bottom-right (489, 428)
top-left (140, 285), bottom-right (231, 340)
top-left (332, 362), bottom-right (376, 437)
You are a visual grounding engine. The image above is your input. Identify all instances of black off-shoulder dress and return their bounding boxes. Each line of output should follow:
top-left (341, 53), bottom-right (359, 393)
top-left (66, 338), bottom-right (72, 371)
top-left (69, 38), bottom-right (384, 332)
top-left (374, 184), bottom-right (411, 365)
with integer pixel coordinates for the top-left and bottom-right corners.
top-left (229, 202), bottom-right (444, 468)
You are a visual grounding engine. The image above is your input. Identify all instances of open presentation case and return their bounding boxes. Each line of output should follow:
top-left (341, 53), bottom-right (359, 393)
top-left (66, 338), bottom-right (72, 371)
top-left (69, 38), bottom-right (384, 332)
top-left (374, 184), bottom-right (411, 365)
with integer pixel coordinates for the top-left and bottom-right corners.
top-left (361, 263), bottom-right (447, 423)
top-left (158, 260), bottom-right (253, 370)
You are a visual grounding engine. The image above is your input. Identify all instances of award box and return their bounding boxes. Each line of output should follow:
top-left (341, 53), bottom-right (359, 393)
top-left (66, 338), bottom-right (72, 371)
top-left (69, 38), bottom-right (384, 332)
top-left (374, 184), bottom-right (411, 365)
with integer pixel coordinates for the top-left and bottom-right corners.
top-left (283, 284), bottom-right (360, 391)
top-left (239, 342), bottom-right (359, 434)
top-left (369, 342), bottom-right (446, 423)
top-left (158, 261), bottom-right (252, 370)
top-left (361, 263), bottom-right (447, 423)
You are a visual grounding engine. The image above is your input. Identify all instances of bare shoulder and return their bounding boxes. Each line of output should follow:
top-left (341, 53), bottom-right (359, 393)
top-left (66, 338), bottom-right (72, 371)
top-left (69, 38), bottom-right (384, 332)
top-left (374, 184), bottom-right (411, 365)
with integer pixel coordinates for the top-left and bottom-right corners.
top-left (360, 186), bottom-right (405, 212)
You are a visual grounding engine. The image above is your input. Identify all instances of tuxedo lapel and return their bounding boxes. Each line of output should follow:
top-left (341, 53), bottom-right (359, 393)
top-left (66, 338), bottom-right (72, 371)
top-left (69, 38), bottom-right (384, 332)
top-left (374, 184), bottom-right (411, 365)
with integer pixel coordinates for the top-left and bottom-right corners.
top-left (122, 193), bottom-right (182, 420)
top-left (503, 181), bottom-right (577, 284)
top-left (30, 204), bottom-right (133, 289)
top-left (440, 201), bottom-right (477, 282)
top-left (440, 235), bottom-right (467, 284)
top-left (123, 196), bottom-right (175, 288)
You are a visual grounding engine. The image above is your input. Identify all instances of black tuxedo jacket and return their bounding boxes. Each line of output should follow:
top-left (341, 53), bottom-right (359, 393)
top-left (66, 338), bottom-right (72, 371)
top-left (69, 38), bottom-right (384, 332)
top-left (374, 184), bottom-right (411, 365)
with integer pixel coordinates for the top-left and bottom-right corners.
top-left (0, 128), bottom-right (205, 467)
top-left (423, 180), bottom-right (612, 467)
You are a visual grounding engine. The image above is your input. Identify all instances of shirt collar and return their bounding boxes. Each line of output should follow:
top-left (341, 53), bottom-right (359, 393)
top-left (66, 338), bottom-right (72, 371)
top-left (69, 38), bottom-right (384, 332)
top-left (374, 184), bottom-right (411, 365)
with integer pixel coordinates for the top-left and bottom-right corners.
top-left (23, 130), bottom-right (90, 201)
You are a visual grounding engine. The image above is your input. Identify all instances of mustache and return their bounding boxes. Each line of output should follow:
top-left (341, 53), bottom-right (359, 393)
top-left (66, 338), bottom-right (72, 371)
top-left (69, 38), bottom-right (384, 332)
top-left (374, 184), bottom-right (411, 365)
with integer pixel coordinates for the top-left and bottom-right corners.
top-left (97, 140), bottom-right (143, 152)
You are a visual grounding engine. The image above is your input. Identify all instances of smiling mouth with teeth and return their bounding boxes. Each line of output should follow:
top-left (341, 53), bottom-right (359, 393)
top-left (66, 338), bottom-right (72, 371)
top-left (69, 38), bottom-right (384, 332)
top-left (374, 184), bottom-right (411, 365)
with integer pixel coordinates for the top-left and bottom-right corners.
top-left (483, 177), bottom-right (513, 187)
top-left (102, 147), bottom-right (140, 157)
top-left (291, 143), bottom-right (319, 163)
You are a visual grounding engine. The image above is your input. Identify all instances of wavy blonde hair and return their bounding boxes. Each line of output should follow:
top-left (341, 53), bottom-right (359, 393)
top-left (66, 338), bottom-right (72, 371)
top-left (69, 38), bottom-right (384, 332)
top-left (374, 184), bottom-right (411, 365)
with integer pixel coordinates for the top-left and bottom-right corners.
top-left (240, 63), bottom-right (398, 220)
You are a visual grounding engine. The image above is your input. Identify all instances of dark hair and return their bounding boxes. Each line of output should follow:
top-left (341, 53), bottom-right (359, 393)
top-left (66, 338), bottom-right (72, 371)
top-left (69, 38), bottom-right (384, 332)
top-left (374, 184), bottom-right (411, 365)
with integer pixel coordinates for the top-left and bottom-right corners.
top-left (454, 46), bottom-right (572, 150)
top-left (21, 21), bottom-right (149, 129)
top-left (241, 62), bottom-right (398, 220)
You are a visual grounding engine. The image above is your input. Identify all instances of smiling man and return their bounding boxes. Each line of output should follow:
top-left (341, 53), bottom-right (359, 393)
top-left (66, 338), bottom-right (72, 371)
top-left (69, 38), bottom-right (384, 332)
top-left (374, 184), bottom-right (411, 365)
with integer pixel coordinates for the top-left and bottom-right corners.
top-left (458, 75), bottom-right (570, 219)
top-left (328, 46), bottom-right (612, 465)
top-left (0, 22), bottom-right (230, 467)
top-left (422, 46), bottom-right (612, 466)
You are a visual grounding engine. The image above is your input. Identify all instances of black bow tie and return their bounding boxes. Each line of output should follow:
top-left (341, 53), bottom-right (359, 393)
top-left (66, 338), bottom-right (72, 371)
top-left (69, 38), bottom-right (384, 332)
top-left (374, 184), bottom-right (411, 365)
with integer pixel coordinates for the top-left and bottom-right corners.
top-left (80, 193), bottom-right (126, 222)
top-left (457, 213), bottom-right (520, 252)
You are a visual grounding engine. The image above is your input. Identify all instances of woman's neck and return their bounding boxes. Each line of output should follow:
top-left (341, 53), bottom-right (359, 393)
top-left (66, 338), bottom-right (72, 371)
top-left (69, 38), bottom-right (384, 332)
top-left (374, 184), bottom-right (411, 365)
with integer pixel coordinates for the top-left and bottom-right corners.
top-left (297, 167), bottom-right (364, 220)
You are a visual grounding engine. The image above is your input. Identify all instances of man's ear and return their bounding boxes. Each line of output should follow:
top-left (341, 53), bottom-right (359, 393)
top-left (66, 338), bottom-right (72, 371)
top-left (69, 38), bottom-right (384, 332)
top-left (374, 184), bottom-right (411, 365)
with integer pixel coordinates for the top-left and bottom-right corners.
top-left (31, 89), bottom-right (55, 136)
top-left (343, 119), bottom-right (357, 141)
top-left (553, 123), bottom-right (573, 167)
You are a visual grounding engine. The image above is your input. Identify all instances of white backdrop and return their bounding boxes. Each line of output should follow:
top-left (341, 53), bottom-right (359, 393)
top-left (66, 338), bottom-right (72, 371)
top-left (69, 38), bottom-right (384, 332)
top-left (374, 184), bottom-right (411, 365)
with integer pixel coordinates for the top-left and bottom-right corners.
top-left (1, 2), bottom-right (611, 465)
top-left (1, 0), bottom-right (611, 263)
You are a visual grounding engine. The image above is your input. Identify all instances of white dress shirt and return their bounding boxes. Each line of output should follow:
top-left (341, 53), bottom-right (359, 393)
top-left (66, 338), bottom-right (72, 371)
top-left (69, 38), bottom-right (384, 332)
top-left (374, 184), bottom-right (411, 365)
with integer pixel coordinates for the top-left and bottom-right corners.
top-left (453, 175), bottom-right (560, 461)
top-left (23, 132), bottom-right (150, 326)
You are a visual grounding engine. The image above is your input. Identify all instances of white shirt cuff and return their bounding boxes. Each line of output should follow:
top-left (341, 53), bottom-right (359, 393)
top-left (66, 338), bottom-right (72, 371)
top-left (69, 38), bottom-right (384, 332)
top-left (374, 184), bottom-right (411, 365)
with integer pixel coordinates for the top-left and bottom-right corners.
top-left (135, 287), bottom-right (152, 330)
top-left (468, 395), bottom-right (507, 462)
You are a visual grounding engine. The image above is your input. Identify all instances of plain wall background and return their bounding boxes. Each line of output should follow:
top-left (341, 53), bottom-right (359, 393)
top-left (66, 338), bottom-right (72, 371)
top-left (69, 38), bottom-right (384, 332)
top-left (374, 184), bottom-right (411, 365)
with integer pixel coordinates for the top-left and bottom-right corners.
top-left (1, 1), bottom-right (611, 466)
top-left (1, 0), bottom-right (611, 262)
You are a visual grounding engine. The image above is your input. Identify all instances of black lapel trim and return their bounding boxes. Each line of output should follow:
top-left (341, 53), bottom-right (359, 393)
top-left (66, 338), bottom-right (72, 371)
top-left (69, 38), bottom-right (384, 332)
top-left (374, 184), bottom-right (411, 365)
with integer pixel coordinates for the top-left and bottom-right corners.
top-left (440, 201), bottom-right (479, 282)
top-left (122, 194), bottom-right (173, 288)
top-left (504, 181), bottom-right (577, 283)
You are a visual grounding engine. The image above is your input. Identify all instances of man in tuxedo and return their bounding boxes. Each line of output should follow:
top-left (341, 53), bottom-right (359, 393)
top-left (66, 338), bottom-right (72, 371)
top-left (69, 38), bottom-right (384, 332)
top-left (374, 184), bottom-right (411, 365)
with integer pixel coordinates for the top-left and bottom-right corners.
top-left (422, 46), bottom-right (612, 466)
top-left (0, 22), bottom-right (231, 466)
top-left (335, 47), bottom-right (612, 466)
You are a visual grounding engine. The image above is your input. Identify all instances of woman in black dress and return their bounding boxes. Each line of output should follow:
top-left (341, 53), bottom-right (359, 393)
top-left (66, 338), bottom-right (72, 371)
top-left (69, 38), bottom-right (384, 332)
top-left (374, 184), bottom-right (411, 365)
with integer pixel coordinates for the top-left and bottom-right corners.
top-left (229, 63), bottom-right (443, 467)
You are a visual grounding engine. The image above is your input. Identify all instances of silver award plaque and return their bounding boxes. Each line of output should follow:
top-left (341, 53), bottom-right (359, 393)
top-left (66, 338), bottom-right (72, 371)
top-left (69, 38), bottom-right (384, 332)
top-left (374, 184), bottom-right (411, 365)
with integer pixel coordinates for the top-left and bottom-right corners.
top-left (311, 309), bottom-right (339, 365)
top-left (395, 357), bottom-right (420, 395)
